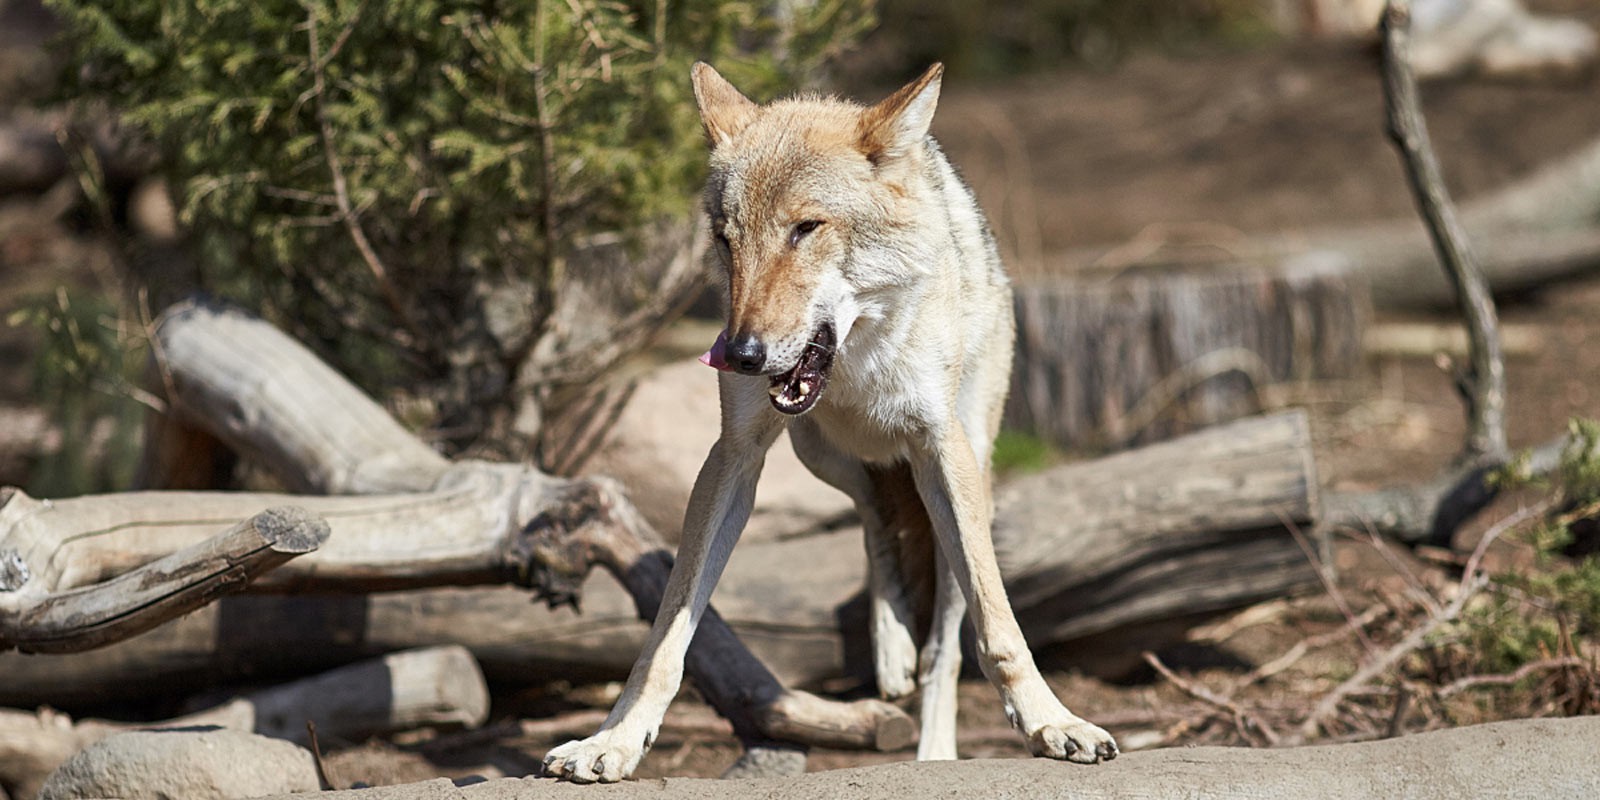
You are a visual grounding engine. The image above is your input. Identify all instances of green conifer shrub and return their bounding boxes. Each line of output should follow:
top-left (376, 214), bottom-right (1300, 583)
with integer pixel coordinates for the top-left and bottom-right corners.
top-left (48, 0), bottom-right (870, 457)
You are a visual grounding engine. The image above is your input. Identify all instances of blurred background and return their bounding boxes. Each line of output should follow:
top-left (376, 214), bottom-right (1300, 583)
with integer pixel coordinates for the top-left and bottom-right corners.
top-left (2, 0), bottom-right (1598, 498)
top-left (2, 0), bottom-right (1598, 497)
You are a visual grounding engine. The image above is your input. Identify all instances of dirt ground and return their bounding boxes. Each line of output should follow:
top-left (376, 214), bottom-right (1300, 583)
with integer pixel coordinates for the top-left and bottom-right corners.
top-left (6, 18), bottom-right (1600, 789)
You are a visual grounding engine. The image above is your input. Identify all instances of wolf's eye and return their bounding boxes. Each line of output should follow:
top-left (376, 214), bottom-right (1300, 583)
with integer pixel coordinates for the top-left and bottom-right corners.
top-left (789, 219), bottom-right (824, 248)
top-left (713, 229), bottom-right (732, 262)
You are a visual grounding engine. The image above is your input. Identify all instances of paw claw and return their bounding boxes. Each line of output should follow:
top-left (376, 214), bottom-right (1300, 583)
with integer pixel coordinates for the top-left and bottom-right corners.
top-left (1028, 720), bottom-right (1117, 764)
top-left (1096, 739), bottom-right (1119, 761)
top-left (543, 734), bottom-right (643, 783)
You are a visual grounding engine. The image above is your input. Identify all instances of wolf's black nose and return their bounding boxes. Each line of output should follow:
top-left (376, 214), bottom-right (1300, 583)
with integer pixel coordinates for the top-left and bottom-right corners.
top-left (726, 333), bottom-right (766, 374)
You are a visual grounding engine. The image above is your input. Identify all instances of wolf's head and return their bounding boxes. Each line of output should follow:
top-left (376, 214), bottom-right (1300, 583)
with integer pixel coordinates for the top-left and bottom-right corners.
top-left (692, 62), bottom-right (945, 415)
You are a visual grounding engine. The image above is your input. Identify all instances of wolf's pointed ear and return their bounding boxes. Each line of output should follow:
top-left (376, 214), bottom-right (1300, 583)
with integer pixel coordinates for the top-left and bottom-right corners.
top-left (857, 63), bottom-right (943, 165)
top-left (692, 62), bottom-right (758, 147)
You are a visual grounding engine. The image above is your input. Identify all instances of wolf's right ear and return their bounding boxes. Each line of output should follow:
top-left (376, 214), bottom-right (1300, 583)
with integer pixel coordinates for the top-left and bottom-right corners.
top-left (692, 62), bottom-right (758, 147)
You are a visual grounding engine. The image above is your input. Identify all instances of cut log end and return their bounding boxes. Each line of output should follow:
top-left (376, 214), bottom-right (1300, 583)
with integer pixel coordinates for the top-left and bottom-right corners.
top-left (254, 506), bottom-right (331, 554)
top-left (0, 548), bottom-right (28, 593)
top-left (756, 692), bottom-right (916, 752)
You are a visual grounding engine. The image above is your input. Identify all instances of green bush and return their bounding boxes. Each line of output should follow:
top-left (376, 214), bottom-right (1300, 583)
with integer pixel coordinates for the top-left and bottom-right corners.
top-left (1448, 420), bottom-right (1600, 675)
top-left (48, 0), bottom-right (870, 454)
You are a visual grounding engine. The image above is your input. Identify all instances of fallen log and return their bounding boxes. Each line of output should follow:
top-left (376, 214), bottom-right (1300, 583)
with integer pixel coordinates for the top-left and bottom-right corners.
top-left (249, 716), bottom-right (1600, 799)
top-left (1, 301), bottom-right (910, 771)
top-left (996, 410), bottom-right (1319, 648)
top-left (0, 473), bottom-right (905, 755)
top-left (0, 500), bottom-right (328, 653)
top-left (0, 409), bottom-right (1319, 700)
top-left (0, 303), bottom-right (1317, 718)
top-left (0, 645), bottom-right (487, 800)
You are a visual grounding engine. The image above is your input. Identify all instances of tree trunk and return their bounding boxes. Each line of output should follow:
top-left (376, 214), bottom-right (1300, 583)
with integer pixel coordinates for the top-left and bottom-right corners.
top-left (1009, 254), bottom-right (1366, 450)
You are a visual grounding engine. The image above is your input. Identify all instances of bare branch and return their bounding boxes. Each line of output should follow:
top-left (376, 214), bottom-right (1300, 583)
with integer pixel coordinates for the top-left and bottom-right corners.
top-left (305, 6), bottom-right (424, 345)
top-left (1436, 656), bottom-right (1592, 699)
top-left (1297, 501), bottom-right (1548, 740)
top-left (1379, 0), bottom-right (1506, 465)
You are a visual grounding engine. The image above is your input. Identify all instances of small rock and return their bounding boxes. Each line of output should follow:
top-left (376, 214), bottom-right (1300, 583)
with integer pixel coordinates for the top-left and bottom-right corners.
top-left (37, 728), bottom-right (321, 800)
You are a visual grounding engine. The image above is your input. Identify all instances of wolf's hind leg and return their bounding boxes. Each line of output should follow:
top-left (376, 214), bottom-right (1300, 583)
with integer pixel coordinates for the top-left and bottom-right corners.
top-left (864, 523), bottom-right (922, 699)
top-left (787, 422), bottom-right (922, 698)
top-left (916, 548), bottom-right (965, 760)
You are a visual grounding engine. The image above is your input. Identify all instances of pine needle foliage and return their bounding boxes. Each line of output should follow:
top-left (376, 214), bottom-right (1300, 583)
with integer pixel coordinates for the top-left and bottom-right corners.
top-left (47, 0), bottom-right (871, 450)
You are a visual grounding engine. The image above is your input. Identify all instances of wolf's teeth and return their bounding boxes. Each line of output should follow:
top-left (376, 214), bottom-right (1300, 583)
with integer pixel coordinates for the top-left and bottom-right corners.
top-left (768, 384), bottom-right (783, 398)
top-left (797, 382), bottom-right (810, 397)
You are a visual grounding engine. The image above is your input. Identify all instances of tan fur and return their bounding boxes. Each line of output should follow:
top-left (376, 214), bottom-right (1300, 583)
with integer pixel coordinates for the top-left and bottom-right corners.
top-left (543, 63), bottom-right (1118, 784)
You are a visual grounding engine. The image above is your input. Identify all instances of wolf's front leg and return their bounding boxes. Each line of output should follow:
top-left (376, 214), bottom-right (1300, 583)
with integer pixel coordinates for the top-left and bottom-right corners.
top-left (908, 426), bottom-right (1118, 764)
top-left (543, 408), bottom-right (779, 783)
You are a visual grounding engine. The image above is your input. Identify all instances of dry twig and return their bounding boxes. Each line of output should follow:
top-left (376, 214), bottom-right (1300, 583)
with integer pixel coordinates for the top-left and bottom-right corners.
top-left (1296, 501), bottom-right (1547, 741)
top-left (1317, 0), bottom-right (1519, 550)
top-left (1436, 656), bottom-right (1591, 699)
top-left (1143, 651), bottom-right (1280, 746)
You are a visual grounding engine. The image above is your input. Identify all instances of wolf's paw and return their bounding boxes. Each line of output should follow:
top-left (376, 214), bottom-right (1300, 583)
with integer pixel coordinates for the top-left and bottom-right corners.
top-left (872, 621), bottom-right (919, 700)
top-left (1027, 718), bottom-right (1118, 764)
top-left (542, 731), bottom-right (648, 783)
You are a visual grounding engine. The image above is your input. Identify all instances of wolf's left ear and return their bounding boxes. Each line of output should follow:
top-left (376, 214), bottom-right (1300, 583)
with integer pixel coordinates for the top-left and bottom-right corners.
top-left (857, 63), bottom-right (943, 165)
top-left (692, 62), bottom-right (758, 147)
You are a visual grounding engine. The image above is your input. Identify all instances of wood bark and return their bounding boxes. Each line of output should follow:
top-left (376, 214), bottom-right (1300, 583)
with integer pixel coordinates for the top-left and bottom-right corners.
top-left (0, 498), bottom-right (328, 653)
top-left (1380, 0), bottom-right (1506, 465)
top-left (0, 410), bottom-right (1318, 701)
top-left (1008, 254), bottom-right (1366, 451)
top-left (0, 645), bottom-right (488, 800)
top-left (2, 300), bottom-right (909, 766)
top-left (995, 410), bottom-right (1318, 647)
top-left (249, 716), bottom-right (1600, 800)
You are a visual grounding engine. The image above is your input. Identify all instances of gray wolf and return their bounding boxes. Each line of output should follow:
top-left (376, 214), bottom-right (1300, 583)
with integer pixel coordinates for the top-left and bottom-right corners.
top-left (543, 62), bottom-right (1118, 783)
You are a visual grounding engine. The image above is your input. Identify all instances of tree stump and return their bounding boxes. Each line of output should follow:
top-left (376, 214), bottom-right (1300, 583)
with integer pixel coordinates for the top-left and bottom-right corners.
top-left (1007, 253), bottom-right (1367, 451)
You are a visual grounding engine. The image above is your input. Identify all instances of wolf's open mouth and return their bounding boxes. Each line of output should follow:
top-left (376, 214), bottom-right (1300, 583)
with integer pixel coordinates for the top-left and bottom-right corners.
top-left (768, 323), bottom-right (835, 415)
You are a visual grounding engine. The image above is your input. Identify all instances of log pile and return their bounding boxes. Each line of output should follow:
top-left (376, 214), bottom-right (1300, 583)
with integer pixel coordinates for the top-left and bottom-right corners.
top-left (0, 302), bottom-right (1322, 706)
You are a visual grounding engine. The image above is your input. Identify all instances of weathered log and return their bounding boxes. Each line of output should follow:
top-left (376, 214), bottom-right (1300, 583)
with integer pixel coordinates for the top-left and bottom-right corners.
top-left (1055, 132), bottom-right (1600, 311)
top-left (0, 411), bottom-right (1318, 700)
top-left (0, 645), bottom-right (488, 800)
top-left (151, 299), bottom-right (450, 495)
top-left (251, 717), bottom-right (1600, 800)
top-left (0, 301), bottom-right (910, 767)
top-left (0, 498), bottom-right (328, 653)
top-left (995, 410), bottom-right (1318, 647)
top-left (1008, 253), bottom-right (1366, 450)
top-left (0, 473), bottom-right (906, 756)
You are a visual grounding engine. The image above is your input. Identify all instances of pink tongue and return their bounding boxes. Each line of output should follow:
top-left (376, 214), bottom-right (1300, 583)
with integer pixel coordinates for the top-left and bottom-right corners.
top-left (699, 330), bottom-right (733, 372)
